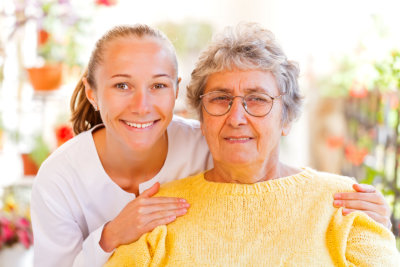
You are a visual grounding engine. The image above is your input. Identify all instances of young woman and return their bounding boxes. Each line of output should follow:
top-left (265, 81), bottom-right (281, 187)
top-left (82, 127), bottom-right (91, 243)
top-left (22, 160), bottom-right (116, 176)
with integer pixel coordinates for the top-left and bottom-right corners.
top-left (30, 24), bottom-right (392, 267)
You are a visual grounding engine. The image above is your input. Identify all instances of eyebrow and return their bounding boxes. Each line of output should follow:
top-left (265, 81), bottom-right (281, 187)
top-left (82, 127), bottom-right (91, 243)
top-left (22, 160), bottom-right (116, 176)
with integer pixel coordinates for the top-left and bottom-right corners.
top-left (206, 87), bottom-right (269, 94)
top-left (110, 73), bottom-right (173, 79)
top-left (110, 74), bottom-right (131, 79)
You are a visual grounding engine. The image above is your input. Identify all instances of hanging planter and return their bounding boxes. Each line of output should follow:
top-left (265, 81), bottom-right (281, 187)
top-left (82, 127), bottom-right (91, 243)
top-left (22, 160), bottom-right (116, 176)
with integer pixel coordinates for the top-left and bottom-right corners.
top-left (26, 64), bottom-right (63, 91)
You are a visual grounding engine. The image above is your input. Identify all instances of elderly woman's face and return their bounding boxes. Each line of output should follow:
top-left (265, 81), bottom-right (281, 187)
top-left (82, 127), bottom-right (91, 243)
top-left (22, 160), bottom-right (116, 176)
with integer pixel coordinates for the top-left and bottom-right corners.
top-left (200, 69), bottom-right (291, 167)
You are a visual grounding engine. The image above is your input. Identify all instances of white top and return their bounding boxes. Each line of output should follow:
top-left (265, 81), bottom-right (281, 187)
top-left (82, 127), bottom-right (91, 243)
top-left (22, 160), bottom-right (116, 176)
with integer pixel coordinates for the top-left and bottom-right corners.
top-left (31, 116), bottom-right (213, 267)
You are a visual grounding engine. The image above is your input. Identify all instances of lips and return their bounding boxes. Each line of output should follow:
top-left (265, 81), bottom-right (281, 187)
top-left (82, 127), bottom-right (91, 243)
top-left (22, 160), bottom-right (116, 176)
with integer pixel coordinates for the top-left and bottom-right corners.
top-left (224, 136), bottom-right (253, 142)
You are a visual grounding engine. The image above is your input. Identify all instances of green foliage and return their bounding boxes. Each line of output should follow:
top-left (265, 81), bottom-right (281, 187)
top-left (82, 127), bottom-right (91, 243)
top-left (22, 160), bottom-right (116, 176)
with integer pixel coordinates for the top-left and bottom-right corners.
top-left (374, 50), bottom-right (400, 91)
top-left (29, 135), bottom-right (50, 167)
top-left (360, 166), bottom-right (383, 185)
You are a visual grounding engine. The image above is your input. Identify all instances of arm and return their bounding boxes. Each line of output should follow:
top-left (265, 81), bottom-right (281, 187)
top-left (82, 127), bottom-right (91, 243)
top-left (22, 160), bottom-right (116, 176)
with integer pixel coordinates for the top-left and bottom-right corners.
top-left (104, 225), bottom-right (168, 267)
top-left (333, 184), bottom-right (392, 229)
top-left (31, 180), bottom-right (106, 267)
top-left (31, 179), bottom-right (188, 267)
top-left (327, 208), bottom-right (399, 266)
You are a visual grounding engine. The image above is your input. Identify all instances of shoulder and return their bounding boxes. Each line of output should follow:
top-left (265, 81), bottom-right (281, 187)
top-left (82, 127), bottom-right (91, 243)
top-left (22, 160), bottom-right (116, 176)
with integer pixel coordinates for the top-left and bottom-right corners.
top-left (304, 168), bottom-right (356, 193)
top-left (168, 115), bottom-right (202, 136)
top-left (157, 173), bottom-right (203, 197)
top-left (33, 129), bottom-right (95, 189)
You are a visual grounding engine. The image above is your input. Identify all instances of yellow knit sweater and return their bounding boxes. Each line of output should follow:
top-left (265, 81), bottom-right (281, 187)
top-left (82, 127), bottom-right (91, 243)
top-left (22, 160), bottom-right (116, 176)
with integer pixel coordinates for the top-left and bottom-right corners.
top-left (105, 168), bottom-right (399, 267)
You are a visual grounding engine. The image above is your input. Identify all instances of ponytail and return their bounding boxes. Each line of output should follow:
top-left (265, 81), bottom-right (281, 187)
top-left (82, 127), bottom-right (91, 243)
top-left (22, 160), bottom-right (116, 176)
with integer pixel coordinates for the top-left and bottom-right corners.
top-left (70, 69), bottom-right (102, 135)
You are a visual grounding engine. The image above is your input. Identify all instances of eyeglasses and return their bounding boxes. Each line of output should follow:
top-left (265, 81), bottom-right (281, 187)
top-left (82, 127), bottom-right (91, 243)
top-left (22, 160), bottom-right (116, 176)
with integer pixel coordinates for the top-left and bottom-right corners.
top-left (199, 91), bottom-right (284, 117)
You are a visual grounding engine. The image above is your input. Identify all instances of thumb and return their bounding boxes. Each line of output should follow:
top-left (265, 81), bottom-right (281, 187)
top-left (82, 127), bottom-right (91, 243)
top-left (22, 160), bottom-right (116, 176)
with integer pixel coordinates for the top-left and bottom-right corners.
top-left (139, 182), bottom-right (160, 198)
top-left (353, 183), bottom-right (376, 193)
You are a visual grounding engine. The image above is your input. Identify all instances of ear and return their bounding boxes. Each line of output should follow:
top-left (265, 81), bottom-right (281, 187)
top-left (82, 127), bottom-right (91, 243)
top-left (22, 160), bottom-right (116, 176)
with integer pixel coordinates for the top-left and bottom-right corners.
top-left (281, 121), bottom-right (292, 136)
top-left (175, 77), bottom-right (181, 99)
top-left (83, 77), bottom-right (98, 108)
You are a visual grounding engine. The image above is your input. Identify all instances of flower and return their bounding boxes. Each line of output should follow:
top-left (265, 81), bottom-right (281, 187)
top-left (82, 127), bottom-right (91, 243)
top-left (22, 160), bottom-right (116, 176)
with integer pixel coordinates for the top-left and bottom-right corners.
top-left (55, 124), bottom-right (74, 147)
top-left (349, 80), bottom-right (368, 98)
top-left (96, 0), bottom-right (118, 6)
top-left (0, 196), bottom-right (33, 250)
top-left (326, 135), bottom-right (344, 149)
top-left (345, 144), bottom-right (369, 166)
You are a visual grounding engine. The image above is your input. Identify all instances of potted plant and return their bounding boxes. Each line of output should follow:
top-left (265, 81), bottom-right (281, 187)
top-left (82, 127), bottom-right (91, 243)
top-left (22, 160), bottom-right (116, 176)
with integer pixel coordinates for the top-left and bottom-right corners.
top-left (21, 133), bottom-right (51, 176)
top-left (26, 0), bottom-right (90, 91)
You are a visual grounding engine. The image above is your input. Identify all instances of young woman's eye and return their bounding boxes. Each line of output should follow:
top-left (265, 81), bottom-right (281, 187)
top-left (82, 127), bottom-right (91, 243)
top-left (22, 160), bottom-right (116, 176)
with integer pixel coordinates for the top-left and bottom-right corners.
top-left (153, 83), bottom-right (167, 89)
top-left (115, 83), bottom-right (129, 90)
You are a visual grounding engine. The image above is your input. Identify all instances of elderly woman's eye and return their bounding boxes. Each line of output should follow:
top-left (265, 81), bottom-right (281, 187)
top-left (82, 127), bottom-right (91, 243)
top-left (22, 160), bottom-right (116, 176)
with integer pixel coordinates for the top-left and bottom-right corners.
top-left (246, 94), bottom-right (271, 103)
top-left (209, 95), bottom-right (231, 103)
top-left (115, 83), bottom-right (129, 90)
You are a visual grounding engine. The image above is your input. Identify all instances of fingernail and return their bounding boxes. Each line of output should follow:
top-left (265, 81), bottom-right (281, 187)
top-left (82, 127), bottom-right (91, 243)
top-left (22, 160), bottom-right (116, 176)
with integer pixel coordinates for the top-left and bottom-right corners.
top-left (181, 203), bottom-right (190, 208)
top-left (180, 198), bottom-right (187, 203)
top-left (178, 209), bottom-right (187, 215)
top-left (334, 193), bottom-right (341, 199)
top-left (333, 200), bottom-right (342, 207)
top-left (342, 208), bottom-right (350, 215)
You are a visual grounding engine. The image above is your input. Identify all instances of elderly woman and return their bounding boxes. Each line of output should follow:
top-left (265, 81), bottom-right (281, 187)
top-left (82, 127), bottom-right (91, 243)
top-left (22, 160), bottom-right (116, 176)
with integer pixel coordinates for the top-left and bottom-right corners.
top-left (105, 23), bottom-right (399, 266)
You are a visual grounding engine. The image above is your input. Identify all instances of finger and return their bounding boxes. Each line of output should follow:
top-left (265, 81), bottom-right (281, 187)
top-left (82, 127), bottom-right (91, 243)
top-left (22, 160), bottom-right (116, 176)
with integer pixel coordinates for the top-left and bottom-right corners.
top-left (139, 182), bottom-right (160, 198)
top-left (142, 215), bottom-right (177, 233)
top-left (342, 208), bottom-right (387, 226)
top-left (140, 196), bottom-right (188, 206)
top-left (137, 202), bottom-right (190, 215)
top-left (352, 183), bottom-right (376, 193)
top-left (140, 208), bottom-right (188, 226)
top-left (333, 199), bottom-right (382, 212)
top-left (333, 192), bottom-right (384, 205)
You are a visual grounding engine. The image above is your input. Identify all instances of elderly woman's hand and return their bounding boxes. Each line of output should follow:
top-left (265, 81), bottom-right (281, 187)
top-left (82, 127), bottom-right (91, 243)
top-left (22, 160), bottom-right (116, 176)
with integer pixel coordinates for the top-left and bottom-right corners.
top-left (333, 184), bottom-right (392, 229)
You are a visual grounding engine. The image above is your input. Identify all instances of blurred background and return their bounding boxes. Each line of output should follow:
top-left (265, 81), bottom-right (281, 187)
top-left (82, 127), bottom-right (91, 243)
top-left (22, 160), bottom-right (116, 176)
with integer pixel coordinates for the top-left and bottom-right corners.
top-left (0, 0), bottom-right (399, 265)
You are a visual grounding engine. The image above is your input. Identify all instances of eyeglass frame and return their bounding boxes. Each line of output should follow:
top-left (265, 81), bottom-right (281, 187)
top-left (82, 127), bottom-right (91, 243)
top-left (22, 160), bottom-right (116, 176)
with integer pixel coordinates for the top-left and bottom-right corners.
top-left (199, 90), bottom-right (285, 117)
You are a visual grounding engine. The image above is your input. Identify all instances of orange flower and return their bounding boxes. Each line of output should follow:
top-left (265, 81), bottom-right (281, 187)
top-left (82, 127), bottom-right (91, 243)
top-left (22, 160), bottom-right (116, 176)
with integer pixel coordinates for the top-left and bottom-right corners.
top-left (38, 29), bottom-right (49, 46)
top-left (349, 81), bottom-right (368, 98)
top-left (345, 144), bottom-right (368, 166)
top-left (326, 136), bottom-right (344, 149)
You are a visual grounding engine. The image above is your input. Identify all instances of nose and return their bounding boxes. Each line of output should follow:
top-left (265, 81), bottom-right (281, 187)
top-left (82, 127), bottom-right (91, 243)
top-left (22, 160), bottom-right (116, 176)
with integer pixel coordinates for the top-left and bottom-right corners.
top-left (130, 88), bottom-right (151, 115)
top-left (226, 97), bottom-right (247, 127)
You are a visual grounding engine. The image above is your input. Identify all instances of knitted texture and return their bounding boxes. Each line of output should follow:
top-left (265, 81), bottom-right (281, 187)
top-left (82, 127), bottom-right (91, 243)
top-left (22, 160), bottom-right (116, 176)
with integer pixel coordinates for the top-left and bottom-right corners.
top-left (105, 168), bottom-right (399, 267)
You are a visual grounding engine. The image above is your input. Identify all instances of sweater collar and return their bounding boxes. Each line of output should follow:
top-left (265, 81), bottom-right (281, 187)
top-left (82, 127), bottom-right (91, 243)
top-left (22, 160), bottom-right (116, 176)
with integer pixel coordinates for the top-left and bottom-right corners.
top-left (194, 167), bottom-right (316, 195)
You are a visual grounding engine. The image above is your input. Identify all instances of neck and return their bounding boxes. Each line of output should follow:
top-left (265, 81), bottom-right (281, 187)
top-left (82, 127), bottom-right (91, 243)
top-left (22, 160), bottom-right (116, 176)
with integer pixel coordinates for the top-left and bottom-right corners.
top-left (93, 127), bottom-right (168, 193)
top-left (206, 155), bottom-right (282, 184)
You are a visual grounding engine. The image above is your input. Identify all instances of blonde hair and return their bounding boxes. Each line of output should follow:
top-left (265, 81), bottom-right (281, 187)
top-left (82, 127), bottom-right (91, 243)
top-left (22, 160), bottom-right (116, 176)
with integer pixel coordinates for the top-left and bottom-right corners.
top-left (70, 24), bottom-right (178, 135)
top-left (187, 22), bottom-right (302, 123)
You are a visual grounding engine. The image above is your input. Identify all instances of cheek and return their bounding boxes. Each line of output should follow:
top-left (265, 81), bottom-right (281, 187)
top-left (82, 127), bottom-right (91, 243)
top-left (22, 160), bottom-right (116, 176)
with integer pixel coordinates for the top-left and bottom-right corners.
top-left (202, 118), bottom-right (221, 145)
top-left (155, 91), bottom-right (176, 116)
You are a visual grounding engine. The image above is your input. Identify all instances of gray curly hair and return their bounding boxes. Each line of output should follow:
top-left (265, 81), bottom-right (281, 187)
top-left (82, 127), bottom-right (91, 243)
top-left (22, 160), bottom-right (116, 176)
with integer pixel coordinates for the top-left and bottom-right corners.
top-left (187, 22), bottom-right (303, 124)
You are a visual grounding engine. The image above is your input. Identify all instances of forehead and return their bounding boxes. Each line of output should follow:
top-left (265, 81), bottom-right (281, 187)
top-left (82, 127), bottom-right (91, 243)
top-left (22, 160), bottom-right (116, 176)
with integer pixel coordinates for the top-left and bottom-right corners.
top-left (99, 36), bottom-right (177, 76)
top-left (204, 69), bottom-right (279, 95)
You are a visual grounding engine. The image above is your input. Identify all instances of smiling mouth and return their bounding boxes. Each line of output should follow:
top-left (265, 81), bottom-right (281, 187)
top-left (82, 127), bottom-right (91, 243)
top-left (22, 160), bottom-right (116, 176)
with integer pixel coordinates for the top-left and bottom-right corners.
top-left (224, 136), bottom-right (254, 144)
top-left (122, 120), bottom-right (158, 129)
top-left (225, 137), bottom-right (251, 141)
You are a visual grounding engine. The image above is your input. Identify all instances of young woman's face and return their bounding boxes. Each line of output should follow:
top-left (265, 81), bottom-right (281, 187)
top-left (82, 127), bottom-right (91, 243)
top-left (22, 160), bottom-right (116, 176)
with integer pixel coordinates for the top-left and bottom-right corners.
top-left (87, 36), bottom-right (178, 152)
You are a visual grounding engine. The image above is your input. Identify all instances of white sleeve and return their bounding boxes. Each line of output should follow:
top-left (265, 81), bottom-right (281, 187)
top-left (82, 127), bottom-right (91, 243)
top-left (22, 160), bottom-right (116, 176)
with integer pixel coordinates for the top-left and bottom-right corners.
top-left (31, 176), bottom-right (112, 267)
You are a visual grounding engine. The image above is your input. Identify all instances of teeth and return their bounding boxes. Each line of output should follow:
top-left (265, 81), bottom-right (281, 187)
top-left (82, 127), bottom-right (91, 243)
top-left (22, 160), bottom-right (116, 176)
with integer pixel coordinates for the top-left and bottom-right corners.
top-left (227, 138), bottom-right (250, 141)
top-left (125, 121), bottom-right (154, 129)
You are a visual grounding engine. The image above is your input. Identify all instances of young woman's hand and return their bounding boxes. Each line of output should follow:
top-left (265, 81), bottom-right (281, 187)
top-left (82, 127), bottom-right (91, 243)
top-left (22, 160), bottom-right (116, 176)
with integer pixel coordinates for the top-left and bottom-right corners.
top-left (333, 184), bottom-right (392, 229)
top-left (99, 182), bottom-right (189, 252)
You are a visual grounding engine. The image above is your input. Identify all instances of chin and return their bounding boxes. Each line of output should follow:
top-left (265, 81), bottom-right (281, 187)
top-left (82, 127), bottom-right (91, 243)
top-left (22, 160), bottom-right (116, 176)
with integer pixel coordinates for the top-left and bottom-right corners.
top-left (224, 156), bottom-right (256, 166)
